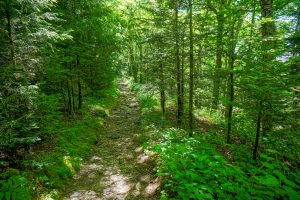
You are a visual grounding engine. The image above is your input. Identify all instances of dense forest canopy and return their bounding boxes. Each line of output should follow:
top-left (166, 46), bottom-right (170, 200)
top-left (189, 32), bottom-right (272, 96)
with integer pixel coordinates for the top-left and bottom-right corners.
top-left (0, 0), bottom-right (299, 199)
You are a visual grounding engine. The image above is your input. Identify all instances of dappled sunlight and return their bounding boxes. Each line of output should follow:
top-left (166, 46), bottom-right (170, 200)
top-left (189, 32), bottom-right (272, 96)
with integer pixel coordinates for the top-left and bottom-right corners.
top-left (69, 190), bottom-right (100, 200)
top-left (135, 147), bottom-right (143, 153)
top-left (137, 153), bottom-right (149, 164)
top-left (64, 156), bottom-right (75, 174)
top-left (102, 170), bottom-right (133, 199)
top-left (65, 82), bottom-right (160, 199)
top-left (144, 178), bottom-right (160, 197)
top-left (90, 156), bottom-right (102, 162)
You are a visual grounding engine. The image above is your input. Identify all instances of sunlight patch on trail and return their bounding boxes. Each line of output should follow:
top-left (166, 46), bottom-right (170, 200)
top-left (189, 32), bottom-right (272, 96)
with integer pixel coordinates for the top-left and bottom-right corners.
top-left (64, 81), bottom-right (160, 200)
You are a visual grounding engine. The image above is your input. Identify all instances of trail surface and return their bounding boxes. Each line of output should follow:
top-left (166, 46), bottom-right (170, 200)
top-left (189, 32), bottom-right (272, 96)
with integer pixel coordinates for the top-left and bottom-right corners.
top-left (64, 82), bottom-right (159, 200)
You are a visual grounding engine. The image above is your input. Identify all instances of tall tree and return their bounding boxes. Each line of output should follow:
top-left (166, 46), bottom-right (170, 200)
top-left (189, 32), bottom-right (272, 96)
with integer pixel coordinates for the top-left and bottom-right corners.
top-left (253, 0), bottom-right (276, 159)
top-left (188, 0), bottom-right (194, 135)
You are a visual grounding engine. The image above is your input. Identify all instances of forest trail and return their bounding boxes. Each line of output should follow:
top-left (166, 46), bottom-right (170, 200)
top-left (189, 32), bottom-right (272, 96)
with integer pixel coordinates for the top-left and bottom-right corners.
top-left (63, 81), bottom-right (160, 200)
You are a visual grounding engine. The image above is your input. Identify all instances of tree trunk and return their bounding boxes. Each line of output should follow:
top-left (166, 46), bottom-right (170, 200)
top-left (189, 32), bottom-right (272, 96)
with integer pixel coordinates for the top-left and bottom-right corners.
top-left (78, 79), bottom-right (82, 109)
top-left (90, 65), bottom-right (94, 97)
top-left (131, 45), bottom-right (138, 82)
top-left (139, 46), bottom-right (144, 83)
top-left (77, 56), bottom-right (82, 109)
top-left (252, 0), bottom-right (276, 157)
top-left (4, 5), bottom-right (15, 66)
top-left (212, 13), bottom-right (224, 110)
top-left (159, 61), bottom-right (166, 116)
top-left (181, 26), bottom-right (185, 121)
top-left (194, 43), bottom-right (202, 108)
top-left (253, 101), bottom-right (262, 159)
top-left (67, 80), bottom-right (74, 115)
top-left (226, 15), bottom-right (243, 143)
top-left (175, 0), bottom-right (183, 124)
top-left (71, 78), bottom-right (75, 112)
top-left (260, 0), bottom-right (276, 136)
top-left (227, 43), bottom-right (234, 144)
top-left (188, 0), bottom-right (194, 136)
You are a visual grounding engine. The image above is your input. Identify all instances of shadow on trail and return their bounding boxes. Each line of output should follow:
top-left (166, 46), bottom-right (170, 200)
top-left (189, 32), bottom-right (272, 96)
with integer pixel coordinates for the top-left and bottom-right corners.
top-left (63, 81), bottom-right (160, 200)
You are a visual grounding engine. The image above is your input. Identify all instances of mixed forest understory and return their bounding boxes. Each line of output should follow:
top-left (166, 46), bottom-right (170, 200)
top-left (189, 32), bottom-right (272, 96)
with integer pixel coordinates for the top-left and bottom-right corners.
top-left (0, 0), bottom-right (300, 199)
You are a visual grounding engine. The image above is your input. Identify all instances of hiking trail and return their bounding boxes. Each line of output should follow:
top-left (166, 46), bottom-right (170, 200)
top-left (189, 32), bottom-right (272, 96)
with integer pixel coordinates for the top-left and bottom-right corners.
top-left (63, 81), bottom-right (160, 200)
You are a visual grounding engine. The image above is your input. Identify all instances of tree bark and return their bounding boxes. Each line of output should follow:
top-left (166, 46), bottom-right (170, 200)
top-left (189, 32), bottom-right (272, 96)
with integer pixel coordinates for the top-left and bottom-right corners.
top-left (227, 38), bottom-right (235, 144)
top-left (175, 0), bottom-right (183, 124)
top-left (139, 45), bottom-right (143, 83)
top-left (260, 0), bottom-right (276, 136)
top-left (181, 26), bottom-right (185, 121)
top-left (226, 15), bottom-right (243, 144)
top-left (159, 61), bottom-right (166, 116)
top-left (77, 56), bottom-right (82, 109)
top-left (67, 79), bottom-right (74, 115)
top-left (188, 0), bottom-right (194, 136)
top-left (253, 0), bottom-right (275, 158)
top-left (4, 4), bottom-right (15, 66)
top-left (212, 12), bottom-right (224, 110)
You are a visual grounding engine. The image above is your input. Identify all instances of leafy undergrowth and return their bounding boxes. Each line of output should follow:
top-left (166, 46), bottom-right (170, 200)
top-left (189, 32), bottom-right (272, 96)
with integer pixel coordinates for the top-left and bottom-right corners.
top-left (0, 85), bottom-right (118, 200)
top-left (148, 128), bottom-right (300, 200)
top-left (127, 79), bottom-right (300, 200)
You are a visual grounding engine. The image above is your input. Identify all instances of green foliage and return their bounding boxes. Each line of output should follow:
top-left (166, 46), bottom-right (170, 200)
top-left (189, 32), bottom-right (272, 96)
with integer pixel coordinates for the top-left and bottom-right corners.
top-left (0, 174), bottom-right (32, 200)
top-left (25, 85), bottom-right (118, 195)
top-left (148, 128), bottom-right (300, 200)
top-left (129, 80), bottom-right (158, 112)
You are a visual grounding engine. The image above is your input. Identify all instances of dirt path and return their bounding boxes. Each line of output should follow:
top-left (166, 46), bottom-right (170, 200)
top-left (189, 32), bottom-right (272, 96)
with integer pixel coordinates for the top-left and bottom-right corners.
top-left (63, 81), bottom-right (160, 200)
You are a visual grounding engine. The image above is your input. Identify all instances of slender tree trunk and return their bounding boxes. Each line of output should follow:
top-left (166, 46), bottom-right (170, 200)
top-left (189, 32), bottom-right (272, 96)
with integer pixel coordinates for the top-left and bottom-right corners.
top-left (226, 16), bottom-right (243, 143)
top-left (194, 43), bottom-right (202, 108)
top-left (188, 0), bottom-right (194, 136)
top-left (175, 0), bottom-right (183, 124)
top-left (260, 0), bottom-right (276, 136)
top-left (77, 56), bottom-right (82, 109)
top-left (128, 49), bottom-right (132, 76)
top-left (4, 5), bottom-right (15, 66)
top-left (252, 0), bottom-right (276, 158)
top-left (227, 45), bottom-right (234, 144)
top-left (139, 46), bottom-right (143, 83)
top-left (78, 79), bottom-right (82, 109)
top-left (253, 101), bottom-right (262, 159)
top-left (181, 37), bottom-right (184, 109)
top-left (67, 80), bottom-right (74, 115)
top-left (212, 13), bottom-right (224, 110)
top-left (249, 0), bottom-right (256, 48)
top-left (131, 45), bottom-right (138, 82)
top-left (159, 61), bottom-right (166, 116)
top-left (71, 77), bottom-right (75, 112)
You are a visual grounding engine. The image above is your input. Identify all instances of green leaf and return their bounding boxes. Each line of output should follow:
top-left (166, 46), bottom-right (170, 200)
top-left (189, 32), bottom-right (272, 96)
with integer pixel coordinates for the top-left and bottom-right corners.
top-left (260, 154), bottom-right (275, 161)
top-left (262, 162), bottom-right (275, 169)
top-left (258, 175), bottom-right (280, 187)
top-left (285, 179), bottom-right (299, 189)
top-left (0, 192), bottom-right (4, 200)
top-left (5, 192), bottom-right (10, 200)
top-left (273, 170), bottom-right (286, 180)
top-left (266, 149), bottom-right (278, 154)
top-left (283, 186), bottom-right (300, 200)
